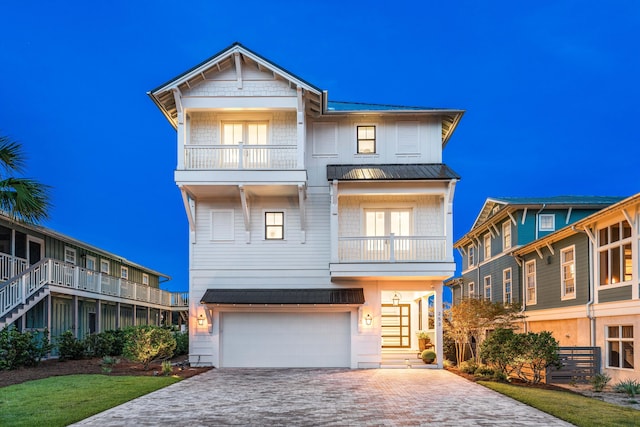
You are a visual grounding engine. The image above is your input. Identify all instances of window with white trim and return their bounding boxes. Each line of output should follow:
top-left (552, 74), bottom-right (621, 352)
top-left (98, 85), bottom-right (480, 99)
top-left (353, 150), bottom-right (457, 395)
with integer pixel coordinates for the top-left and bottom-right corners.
top-left (502, 222), bottom-right (512, 250)
top-left (64, 247), bottom-right (77, 265)
top-left (468, 282), bottom-right (475, 298)
top-left (142, 273), bottom-right (149, 286)
top-left (356, 125), bottom-right (376, 154)
top-left (265, 212), bottom-right (284, 240)
top-left (598, 220), bottom-right (632, 285)
top-left (526, 259), bottom-right (537, 304)
top-left (484, 275), bottom-right (492, 300)
top-left (100, 260), bottom-right (110, 275)
top-left (607, 325), bottom-right (634, 369)
top-left (210, 210), bottom-right (234, 241)
top-left (483, 233), bottom-right (491, 260)
top-left (539, 214), bottom-right (555, 231)
top-left (503, 268), bottom-right (512, 304)
top-left (121, 266), bottom-right (128, 280)
top-left (561, 246), bottom-right (576, 299)
top-left (468, 246), bottom-right (476, 267)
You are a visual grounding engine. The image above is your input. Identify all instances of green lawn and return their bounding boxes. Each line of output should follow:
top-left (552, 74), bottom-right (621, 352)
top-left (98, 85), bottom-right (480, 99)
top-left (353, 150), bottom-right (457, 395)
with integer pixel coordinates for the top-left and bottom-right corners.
top-left (479, 381), bottom-right (640, 427)
top-left (0, 375), bottom-right (180, 427)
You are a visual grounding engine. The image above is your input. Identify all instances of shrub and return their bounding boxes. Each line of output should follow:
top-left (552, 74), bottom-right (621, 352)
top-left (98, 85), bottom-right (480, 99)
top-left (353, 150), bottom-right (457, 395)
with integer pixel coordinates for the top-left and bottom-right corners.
top-left (590, 373), bottom-right (611, 392)
top-left (100, 356), bottom-right (120, 373)
top-left (161, 360), bottom-right (173, 376)
top-left (173, 331), bottom-right (189, 356)
top-left (479, 328), bottom-right (518, 377)
top-left (613, 379), bottom-right (640, 397)
top-left (57, 330), bottom-right (87, 360)
top-left (421, 350), bottom-right (436, 363)
top-left (474, 364), bottom-right (495, 378)
top-left (0, 327), bottom-right (52, 370)
top-left (123, 326), bottom-right (176, 370)
top-left (458, 359), bottom-right (478, 374)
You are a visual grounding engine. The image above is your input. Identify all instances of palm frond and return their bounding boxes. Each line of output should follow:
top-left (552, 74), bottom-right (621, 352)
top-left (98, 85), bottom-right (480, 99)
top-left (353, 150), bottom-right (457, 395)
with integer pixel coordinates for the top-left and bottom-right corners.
top-left (0, 177), bottom-right (51, 223)
top-left (0, 136), bottom-right (26, 174)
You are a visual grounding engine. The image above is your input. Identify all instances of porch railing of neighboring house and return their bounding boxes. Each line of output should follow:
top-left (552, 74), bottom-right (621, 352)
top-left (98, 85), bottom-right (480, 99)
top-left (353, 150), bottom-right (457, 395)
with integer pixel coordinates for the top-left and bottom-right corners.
top-left (0, 253), bottom-right (28, 281)
top-left (338, 235), bottom-right (447, 263)
top-left (184, 144), bottom-right (298, 169)
top-left (0, 257), bottom-right (188, 321)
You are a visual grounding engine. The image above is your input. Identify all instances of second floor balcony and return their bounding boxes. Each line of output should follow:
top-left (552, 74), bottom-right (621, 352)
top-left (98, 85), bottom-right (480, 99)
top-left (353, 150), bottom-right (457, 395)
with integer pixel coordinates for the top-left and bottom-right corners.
top-left (176, 143), bottom-right (307, 199)
top-left (330, 233), bottom-right (455, 280)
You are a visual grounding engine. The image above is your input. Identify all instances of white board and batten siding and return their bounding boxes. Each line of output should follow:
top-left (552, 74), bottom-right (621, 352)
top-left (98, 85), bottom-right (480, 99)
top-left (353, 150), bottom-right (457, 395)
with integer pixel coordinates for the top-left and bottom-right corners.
top-left (306, 117), bottom-right (443, 187)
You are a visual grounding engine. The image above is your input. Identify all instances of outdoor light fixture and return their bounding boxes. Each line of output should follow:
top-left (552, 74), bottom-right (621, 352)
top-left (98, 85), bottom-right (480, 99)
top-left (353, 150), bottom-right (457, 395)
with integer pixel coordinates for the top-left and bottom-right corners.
top-left (197, 314), bottom-right (205, 326)
top-left (365, 314), bottom-right (372, 326)
top-left (392, 292), bottom-right (401, 306)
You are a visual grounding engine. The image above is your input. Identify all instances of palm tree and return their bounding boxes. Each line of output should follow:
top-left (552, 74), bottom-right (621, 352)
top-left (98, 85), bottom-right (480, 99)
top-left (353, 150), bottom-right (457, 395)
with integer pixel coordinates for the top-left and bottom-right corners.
top-left (0, 135), bottom-right (51, 223)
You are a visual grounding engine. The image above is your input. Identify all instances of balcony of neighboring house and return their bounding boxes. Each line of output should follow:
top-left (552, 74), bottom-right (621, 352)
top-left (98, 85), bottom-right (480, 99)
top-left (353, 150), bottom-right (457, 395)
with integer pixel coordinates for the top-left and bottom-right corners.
top-left (0, 253), bottom-right (188, 328)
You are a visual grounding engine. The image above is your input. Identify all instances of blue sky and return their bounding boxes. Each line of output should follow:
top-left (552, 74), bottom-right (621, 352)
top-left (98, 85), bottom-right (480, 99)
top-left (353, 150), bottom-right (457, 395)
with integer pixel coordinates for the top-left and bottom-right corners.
top-left (1, 1), bottom-right (638, 292)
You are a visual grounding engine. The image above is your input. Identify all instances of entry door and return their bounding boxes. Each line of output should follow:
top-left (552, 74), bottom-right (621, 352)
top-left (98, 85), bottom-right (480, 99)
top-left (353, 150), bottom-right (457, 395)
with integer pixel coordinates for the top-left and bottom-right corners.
top-left (27, 237), bottom-right (44, 265)
top-left (381, 304), bottom-right (411, 348)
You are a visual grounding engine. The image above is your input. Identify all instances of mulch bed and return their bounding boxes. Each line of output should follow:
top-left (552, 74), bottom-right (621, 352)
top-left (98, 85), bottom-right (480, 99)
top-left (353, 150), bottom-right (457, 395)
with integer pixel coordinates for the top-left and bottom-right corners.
top-left (0, 357), bottom-right (212, 388)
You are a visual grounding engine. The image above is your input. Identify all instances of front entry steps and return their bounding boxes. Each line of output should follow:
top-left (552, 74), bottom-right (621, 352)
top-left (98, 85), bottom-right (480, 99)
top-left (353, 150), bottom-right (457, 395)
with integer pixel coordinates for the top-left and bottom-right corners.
top-left (380, 351), bottom-right (437, 369)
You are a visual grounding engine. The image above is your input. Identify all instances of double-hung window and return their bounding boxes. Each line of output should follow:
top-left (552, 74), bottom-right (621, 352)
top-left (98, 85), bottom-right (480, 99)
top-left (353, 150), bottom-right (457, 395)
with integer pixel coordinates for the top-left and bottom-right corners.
top-left (468, 246), bottom-right (476, 267)
top-left (483, 275), bottom-right (492, 300)
top-left (598, 220), bottom-right (633, 286)
top-left (525, 260), bottom-right (537, 305)
top-left (357, 126), bottom-right (376, 154)
top-left (561, 246), bottom-right (576, 299)
top-left (483, 234), bottom-right (491, 260)
top-left (503, 268), bottom-right (512, 304)
top-left (64, 247), bottom-right (77, 265)
top-left (121, 266), bottom-right (129, 280)
top-left (468, 282), bottom-right (475, 299)
top-left (502, 222), bottom-right (512, 250)
top-left (265, 212), bottom-right (284, 240)
top-left (607, 325), bottom-right (634, 369)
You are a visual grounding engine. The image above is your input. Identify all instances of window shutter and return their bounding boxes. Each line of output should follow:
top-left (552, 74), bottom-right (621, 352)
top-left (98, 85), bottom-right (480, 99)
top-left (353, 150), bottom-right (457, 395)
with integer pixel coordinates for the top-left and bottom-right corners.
top-left (211, 210), bottom-right (234, 241)
top-left (396, 121), bottom-right (419, 154)
top-left (313, 122), bottom-right (337, 155)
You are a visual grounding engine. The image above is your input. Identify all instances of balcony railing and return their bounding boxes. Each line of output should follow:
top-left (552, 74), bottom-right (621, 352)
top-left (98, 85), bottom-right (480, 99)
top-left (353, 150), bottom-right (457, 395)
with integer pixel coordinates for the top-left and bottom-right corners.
top-left (0, 253), bottom-right (28, 281)
top-left (184, 143), bottom-right (298, 169)
top-left (0, 258), bottom-right (188, 321)
top-left (338, 235), bottom-right (447, 263)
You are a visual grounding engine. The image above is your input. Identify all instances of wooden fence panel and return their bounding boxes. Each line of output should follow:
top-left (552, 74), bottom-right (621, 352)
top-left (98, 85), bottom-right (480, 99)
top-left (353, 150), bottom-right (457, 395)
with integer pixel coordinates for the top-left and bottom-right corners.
top-left (546, 347), bottom-right (600, 384)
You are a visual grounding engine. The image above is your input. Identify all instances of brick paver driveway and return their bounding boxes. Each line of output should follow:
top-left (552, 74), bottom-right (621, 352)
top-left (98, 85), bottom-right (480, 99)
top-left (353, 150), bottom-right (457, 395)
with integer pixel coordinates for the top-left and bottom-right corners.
top-left (74, 368), bottom-right (571, 426)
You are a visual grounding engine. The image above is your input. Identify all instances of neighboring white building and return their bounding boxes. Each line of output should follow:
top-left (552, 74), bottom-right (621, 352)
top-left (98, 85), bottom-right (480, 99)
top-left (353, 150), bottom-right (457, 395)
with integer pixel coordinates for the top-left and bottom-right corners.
top-left (148, 43), bottom-right (464, 368)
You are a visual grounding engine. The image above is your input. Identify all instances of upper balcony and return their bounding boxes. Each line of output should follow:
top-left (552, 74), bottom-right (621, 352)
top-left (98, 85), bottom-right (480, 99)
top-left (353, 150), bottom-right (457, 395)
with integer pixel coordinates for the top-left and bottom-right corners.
top-left (327, 164), bottom-right (459, 281)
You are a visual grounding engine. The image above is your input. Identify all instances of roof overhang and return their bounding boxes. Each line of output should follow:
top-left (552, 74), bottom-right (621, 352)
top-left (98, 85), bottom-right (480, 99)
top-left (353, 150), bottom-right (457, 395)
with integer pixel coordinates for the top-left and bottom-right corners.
top-left (327, 164), bottom-right (460, 181)
top-left (200, 288), bottom-right (365, 306)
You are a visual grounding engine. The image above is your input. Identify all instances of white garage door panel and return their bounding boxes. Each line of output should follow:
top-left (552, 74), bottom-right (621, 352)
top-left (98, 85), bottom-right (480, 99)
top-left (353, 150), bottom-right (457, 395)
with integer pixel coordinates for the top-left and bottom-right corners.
top-left (221, 312), bottom-right (351, 368)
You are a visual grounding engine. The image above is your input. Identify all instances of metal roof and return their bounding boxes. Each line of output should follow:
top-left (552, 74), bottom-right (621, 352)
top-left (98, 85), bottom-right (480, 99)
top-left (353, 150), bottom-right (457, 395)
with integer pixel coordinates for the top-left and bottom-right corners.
top-left (327, 101), bottom-right (450, 112)
top-left (327, 164), bottom-right (460, 181)
top-left (200, 288), bottom-right (365, 305)
top-left (487, 196), bottom-right (624, 206)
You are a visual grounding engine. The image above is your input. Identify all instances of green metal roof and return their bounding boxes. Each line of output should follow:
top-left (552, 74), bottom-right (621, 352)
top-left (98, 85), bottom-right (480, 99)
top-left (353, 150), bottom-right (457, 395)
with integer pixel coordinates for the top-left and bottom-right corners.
top-left (327, 100), bottom-right (451, 112)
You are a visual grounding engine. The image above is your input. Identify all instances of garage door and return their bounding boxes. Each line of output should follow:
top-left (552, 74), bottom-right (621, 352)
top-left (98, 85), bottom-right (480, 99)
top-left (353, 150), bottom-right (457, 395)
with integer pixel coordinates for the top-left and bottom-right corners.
top-left (220, 312), bottom-right (351, 368)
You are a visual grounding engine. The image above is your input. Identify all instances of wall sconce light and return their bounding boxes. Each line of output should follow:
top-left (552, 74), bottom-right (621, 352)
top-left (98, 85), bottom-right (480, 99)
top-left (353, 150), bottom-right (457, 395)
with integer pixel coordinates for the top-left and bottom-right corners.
top-left (392, 292), bottom-right (401, 306)
top-left (197, 314), bottom-right (205, 326)
top-left (365, 313), bottom-right (372, 326)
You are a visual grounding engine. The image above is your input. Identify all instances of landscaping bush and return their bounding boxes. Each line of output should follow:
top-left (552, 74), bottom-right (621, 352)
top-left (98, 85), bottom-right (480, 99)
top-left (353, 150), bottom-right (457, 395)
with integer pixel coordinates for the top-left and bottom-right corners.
top-left (123, 326), bottom-right (176, 370)
top-left (0, 326), bottom-right (52, 369)
top-left (173, 330), bottom-right (189, 356)
top-left (421, 349), bottom-right (436, 363)
top-left (480, 328), bottom-right (560, 384)
top-left (57, 330), bottom-right (87, 360)
top-left (458, 359), bottom-right (478, 374)
top-left (613, 379), bottom-right (640, 397)
top-left (474, 364), bottom-right (495, 378)
top-left (590, 373), bottom-right (611, 392)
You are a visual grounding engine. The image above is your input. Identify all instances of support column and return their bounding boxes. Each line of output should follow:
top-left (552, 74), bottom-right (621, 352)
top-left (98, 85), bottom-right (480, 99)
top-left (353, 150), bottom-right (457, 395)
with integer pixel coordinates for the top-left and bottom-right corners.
top-left (330, 180), bottom-right (339, 263)
top-left (72, 295), bottom-right (78, 338)
top-left (434, 283), bottom-right (444, 368)
top-left (116, 302), bottom-right (121, 329)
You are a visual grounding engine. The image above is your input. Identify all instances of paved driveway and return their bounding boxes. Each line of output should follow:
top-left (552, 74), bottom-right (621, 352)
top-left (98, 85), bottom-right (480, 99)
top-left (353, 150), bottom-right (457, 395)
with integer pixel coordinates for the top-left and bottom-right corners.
top-left (74, 368), bottom-right (571, 426)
